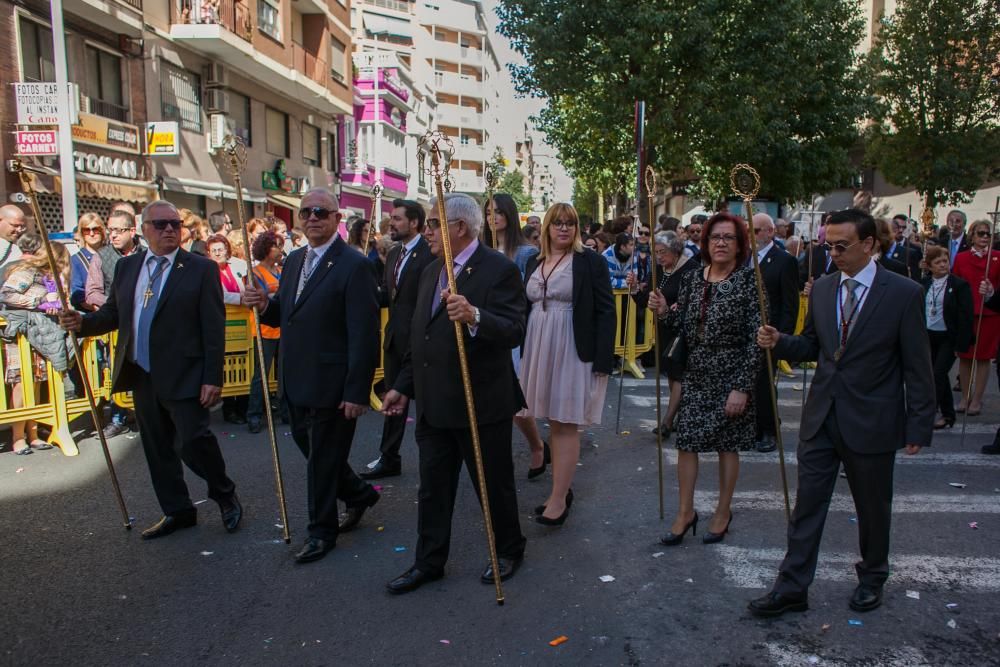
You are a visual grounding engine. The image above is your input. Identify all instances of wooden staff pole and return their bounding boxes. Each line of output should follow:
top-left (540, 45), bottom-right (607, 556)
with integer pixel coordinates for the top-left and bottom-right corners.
top-left (644, 166), bottom-right (664, 520)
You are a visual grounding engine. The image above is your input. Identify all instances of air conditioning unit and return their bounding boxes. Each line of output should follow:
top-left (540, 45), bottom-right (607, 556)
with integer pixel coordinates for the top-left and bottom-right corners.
top-left (204, 63), bottom-right (227, 88)
top-left (208, 114), bottom-right (227, 150)
top-left (204, 89), bottom-right (229, 114)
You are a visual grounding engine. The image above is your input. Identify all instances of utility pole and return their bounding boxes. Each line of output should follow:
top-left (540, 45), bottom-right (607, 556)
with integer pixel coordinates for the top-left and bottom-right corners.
top-left (50, 0), bottom-right (78, 232)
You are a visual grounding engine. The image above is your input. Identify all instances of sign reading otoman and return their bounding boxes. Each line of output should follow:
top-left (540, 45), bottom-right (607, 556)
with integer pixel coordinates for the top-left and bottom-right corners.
top-left (15, 130), bottom-right (59, 156)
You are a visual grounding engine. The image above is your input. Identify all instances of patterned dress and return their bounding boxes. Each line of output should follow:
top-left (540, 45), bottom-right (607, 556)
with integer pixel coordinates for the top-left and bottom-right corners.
top-left (662, 266), bottom-right (763, 452)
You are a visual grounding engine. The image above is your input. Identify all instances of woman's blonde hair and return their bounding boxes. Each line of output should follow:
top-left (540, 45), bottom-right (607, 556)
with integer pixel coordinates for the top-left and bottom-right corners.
top-left (538, 203), bottom-right (583, 259)
top-left (76, 212), bottom-right (106, 247)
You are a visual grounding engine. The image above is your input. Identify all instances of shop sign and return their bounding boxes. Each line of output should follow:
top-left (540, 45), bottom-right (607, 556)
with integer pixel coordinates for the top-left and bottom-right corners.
top-left (14, 82), bottom-right (79, 125)
top-left (15, 130), bottom-right (59, 156)
top-left (262, 159), bottom-right (299, 193)
top-left (73, 151), bottom-right (140, 180)
top-left (72, 113), bottom-right (140, 154)
top-left (144, 122), bottom-right (180, 156)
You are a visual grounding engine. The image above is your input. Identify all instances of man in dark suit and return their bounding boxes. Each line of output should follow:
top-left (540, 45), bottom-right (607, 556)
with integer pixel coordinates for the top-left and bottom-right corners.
top-left (750, 208), bottom-right (934, 617)
top-left (751, 213), bottom-right (800, 453)
top-left (244, 187), bottom-right (381, 564)
top-left (381, 192), bottom-right (527, 594)
top-left (887, 214), bottom-right (923, 280)
top-left (938, 209), bottom-right (969, 268)
top-left (59, 200), bottom-right (242, 540)
top-left (362, 199), bottom-right (434, 480)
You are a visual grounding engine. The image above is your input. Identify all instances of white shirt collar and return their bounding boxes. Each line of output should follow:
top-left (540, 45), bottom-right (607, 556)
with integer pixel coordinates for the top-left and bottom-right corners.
top-left (402, 234), bottom-right (421, 253)
top-left (840, 257), bottom-right (877, 289)
top-left (145, 247), bottom-right (180, 266)
top-left (306, 234), bottom-right (337, 259)
top-left (757, 241), bottom-right (774, 260)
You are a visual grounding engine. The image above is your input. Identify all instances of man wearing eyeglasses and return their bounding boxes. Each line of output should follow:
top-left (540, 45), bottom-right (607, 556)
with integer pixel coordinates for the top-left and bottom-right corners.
top-left (59, 200), bottom-right (243, 541)
top-left (244, 187), bottom-right (381, 565)
top-left (0, 204), bottom-right (27, 270)
top-left (380, 192), bottom-right (527, 595)
top-left (751, 208), bottom-right (934, 618)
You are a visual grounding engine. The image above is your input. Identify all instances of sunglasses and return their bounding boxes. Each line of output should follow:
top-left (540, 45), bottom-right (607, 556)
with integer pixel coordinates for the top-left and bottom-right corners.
top-left (975, 230), bottom-right (992, 238)
top-left (426, 218), bottom-right (461, 230)
top-left (822, 240), bottom-right (861, 254)
top-left (299, 207), bottom-right (334, 221)
top-left (81, 227), bottom-right (103, 235)
top-left (147, 219), bottom-right (182, 231)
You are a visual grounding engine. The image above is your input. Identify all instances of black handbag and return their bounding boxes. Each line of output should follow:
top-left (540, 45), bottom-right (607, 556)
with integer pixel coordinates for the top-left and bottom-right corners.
top-left (665, 330), bottom-right (688, 369)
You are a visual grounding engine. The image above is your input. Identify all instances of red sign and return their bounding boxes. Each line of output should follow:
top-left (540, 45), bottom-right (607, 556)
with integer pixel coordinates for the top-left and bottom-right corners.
top-left (15, 130), bottom-right (59, 156)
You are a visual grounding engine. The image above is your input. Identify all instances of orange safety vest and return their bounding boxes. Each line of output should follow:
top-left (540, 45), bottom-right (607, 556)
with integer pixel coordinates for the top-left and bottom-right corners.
top-left (252, 266), bottom-right (281, 339)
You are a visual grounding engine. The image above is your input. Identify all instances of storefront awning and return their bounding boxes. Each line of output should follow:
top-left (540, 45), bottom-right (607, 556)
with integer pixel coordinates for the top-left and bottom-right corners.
top-left (363, 13), bottom-right (412, 39)
top-left (267, 193), bottom-right (302, 210)
top-left (160, 176), bottom-right (267, 203)
top-left (24, 167), bottom-right (157, 203)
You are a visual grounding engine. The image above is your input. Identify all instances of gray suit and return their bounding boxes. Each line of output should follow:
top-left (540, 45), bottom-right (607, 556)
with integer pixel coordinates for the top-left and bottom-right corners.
top-left (772, 264), bottom-right (934, 595)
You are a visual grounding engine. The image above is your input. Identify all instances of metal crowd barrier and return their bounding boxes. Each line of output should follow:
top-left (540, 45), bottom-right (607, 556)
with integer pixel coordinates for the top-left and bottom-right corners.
top-left (613, 288), bottom-right (655, 379)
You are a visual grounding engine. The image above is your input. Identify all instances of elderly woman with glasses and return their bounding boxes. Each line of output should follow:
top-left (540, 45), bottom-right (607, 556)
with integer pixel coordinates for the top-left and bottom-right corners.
top-left (648, 213), bottom-right (763, 546)
top-left (71, 212), bottom-right (106, 311)
top-left (951, 219), bottom-right (1000, 416)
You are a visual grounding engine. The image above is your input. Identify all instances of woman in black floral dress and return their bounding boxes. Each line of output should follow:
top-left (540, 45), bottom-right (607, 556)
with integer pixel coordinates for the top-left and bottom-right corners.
top-left (649, 213), bottom-right (763, 546)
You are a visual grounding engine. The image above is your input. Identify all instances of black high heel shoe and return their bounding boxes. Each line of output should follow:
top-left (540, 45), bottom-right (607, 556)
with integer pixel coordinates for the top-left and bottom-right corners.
top-left (933, 417), bottom-right (956, 429)
top-left (535, 504), bottom-right (570, 526)
top-left (528, 442), bottom-right (552, 479)
top-left (533, 488), bottom-right (573, 516)
top-left (660, 512), bottom-right (698, 546)
top-left (702, 512), bottom-right (733, 544)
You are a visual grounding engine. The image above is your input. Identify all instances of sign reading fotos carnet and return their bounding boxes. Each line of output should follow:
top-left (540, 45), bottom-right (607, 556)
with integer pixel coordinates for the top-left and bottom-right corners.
top-left (144, 121), bottom-right (180, 156)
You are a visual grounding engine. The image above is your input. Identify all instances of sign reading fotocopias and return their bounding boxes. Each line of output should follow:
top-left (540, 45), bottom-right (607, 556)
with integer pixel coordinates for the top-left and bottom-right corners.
top-left (71, 113), bottom-right (141, 154)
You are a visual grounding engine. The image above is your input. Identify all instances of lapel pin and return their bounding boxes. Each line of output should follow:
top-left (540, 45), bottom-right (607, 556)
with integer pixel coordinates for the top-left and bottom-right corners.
top-left (176, 263), bottom-right (184, 269)
top-left (465, 266), bottom-right (473, 275)
top-left (327, 261), bottom-right (333, 268)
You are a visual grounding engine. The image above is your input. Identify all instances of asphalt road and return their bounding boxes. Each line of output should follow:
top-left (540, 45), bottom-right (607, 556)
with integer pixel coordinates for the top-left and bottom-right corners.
top-left (2, 370), bottom-right (999, 666)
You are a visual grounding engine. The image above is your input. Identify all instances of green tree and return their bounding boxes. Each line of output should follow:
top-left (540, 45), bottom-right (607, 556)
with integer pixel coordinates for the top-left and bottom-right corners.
top-left (497, 0), bottom-right (869, 205)
top-left (497, 170), bottom-right (533, 212)
top-left (865, 0), bottom-right (1000, 207)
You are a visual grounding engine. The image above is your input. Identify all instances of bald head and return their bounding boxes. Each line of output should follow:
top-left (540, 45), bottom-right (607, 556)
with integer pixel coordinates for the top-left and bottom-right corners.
top-left (752, 212), bottom-right (775, 250)
top-left (0, 205), bottom-right (27, 243)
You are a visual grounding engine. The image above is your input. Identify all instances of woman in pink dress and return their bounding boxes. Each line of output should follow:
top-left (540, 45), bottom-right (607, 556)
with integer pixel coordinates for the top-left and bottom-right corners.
top-left (519, 203), bottom-right (615, 525)
top-left (951, 219), bottom-right (1000, 415)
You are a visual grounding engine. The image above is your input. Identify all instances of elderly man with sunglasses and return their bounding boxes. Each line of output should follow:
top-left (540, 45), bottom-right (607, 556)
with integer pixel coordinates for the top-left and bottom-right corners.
top-left (59, 200), bottom-right (242, 540)
top-left (244, 187), bottom-right (381, 565)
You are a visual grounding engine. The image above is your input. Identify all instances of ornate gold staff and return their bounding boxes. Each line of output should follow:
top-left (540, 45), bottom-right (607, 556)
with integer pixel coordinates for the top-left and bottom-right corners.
top-left (485, 165), bottom-right (499, 250)
top-left (219, 135), bottom-right (291, 544)
top-left (10, 159), bottom-right (131, 529)
top-left (731, 164), bottom-right (790, 520)
top-left (644, 166), bottom-right (664, 520)
top-left (419, 130), bottom-right (504, 606)
top-left (363, 181), bottom-right (383, 256)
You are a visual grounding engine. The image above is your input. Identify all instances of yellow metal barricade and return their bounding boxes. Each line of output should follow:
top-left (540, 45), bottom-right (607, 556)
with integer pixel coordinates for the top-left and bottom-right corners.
top-left (613, 289), bottom-right (654, 379)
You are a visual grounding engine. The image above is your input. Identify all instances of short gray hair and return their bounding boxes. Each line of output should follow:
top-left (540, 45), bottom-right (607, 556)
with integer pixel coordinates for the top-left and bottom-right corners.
top-left (429, 193), bottom-right (482, 237)
top-left (142, 200), bottom-right (179, 223)
top-left (655, 231), bottom-right (685, 256)
top-left (303, 186), bottom-right (340, 209)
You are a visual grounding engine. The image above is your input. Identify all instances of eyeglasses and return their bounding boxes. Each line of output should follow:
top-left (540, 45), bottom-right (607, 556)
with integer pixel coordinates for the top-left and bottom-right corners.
top-left (298, 207), bottom-right (334, 221)
top-left (426, 218), bottom-right (461, 230)
top-left (637, 230), bottom-right (650, 236)
top-left (147, 219), bottom-right (182, 231)
top-left (108, 226), bottom-right (133, 235)
top-left (81, 227), bottom-right (103, 235)
top-left (709, 233), bottom-right (738, 245)
top-left (752, 227), bottom-right (766, 233)
top-left (551, 220), bottom-right (575, 230)
top-left (822, 240), bottom-right (861, 254)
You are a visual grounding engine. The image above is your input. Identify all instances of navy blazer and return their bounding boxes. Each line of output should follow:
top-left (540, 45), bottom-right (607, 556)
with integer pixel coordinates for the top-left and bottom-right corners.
top-left (523, 248), bottom-right (616, 374)
top-left (80, 248), bottom-right (225, 400)
top-left (380, 236), bottom-right (434, 361)
top-left (775, 265), bottom-right (935, 452)
top-left (259, 235), bottom-right (379, 409)
top-left (758, 245), bottom-right (800, 335)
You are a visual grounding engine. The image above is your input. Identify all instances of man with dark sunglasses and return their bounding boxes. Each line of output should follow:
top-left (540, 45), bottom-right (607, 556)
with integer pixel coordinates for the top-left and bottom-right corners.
top-left (59, 200), bottom-right (242, 540)
top-left (244, 187), bottom-right (381, 565)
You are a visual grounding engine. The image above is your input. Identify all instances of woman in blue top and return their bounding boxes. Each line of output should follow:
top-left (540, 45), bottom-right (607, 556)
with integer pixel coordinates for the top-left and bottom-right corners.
top-left (70, 212), bottom-right (106, 311)
top-left (481, 193), bottom-right (549, 477)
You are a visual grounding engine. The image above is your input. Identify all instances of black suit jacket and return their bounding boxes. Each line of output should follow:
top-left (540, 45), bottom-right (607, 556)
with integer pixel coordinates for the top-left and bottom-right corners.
top-left (877, 254), bottom-right (909, 278)
top-left (758, 245), bottom-right (800, 334)
top-left (381, 237), bottom-right (434, 362)
top-left (394, 243), bottom-right (527, 429)
top-left (259, 236), bottom-right (379, 409)
top-left (922, 274), bottom-right (974, 351)
top-left (938, 230), bottom-right (970, 259)
top-left (799, 243), bottom-right (835, 289)
top-left (523, 249), bottom-right (616, 374)
top-left (79, 248), bottom-right (224, 400)
top-left (886, 241), bottom-right (923, 280)
top-left (774, 264), bottom-right (935, 452)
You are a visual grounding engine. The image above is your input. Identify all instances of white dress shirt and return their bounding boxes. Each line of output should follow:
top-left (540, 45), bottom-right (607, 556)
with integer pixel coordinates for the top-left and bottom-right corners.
top-left (926, 276), bottom-right (947, 331)
top-left (131, 248), bottom-right (179, 360)
top-left (757, 241), bottom-right (774, 264)
top-left (836, 257), bottom-right (877, 328)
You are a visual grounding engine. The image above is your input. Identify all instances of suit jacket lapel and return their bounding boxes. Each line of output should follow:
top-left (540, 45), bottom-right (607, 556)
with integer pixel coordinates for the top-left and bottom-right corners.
top-left (425, 257), bottom-right (447, 326)
top-left (394, 237), bottom-right (427, 300)
top-left (293, 237), bottom-right (343, 310)
top-left (153, 249), bottom-right (190, 319)
top-left (120, 253), bottom-right (144, 334)
top-left (454, 244), bottom-right (485, 293)
top-left (387, 244), bottom-right (402, 299)
top-left (846, 266), bottom-right (888, 345)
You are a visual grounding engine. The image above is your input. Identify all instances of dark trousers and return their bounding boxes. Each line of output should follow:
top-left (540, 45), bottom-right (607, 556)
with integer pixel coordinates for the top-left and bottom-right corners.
top-left (377, 348), bottom-right (407, 468)
top-left (755, 356), bottom-right (780, 438)
top-left (132, 370), bottom-right (235, 516)
top-left (774, 405), bottom-right (896, 596)
top-left (414, 416), bottom-right (526, 575)
top-left (247, 337), bottom-right (287, 422)
top-left (928, 330), bottom-right (957, 420)
top-left (288, 404), bottom-right (376, 542)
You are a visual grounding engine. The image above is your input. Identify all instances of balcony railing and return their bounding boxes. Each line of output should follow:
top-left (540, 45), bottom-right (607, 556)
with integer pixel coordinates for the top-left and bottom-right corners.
top-left (83, 96), bottom-right (130, 123)
top-left (363, 0), bottom-right (411, 12)
top-left (175, 0), bottom-right (253, 42)
top-left (119, 0), bottom-right (142, 9)
top-left (292, 42), bottom-right (329, 87)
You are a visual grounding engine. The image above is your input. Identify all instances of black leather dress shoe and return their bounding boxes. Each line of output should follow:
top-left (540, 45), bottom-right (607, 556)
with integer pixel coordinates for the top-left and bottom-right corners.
top-left (386, 566), bottom-right (444, 595)
top-left (294, 537), bottom-right (334, 563)
top-left (748, 591), bottom-right (809, 617)
top-left (481, 557), bottom-right (523, 584)
top-left (141, 511), bottom-right (197, 540)
top-left (982, 442), bottom-right (1000, 455)
top-left (849, 584), bottom-right (883, 612)
top-left (219, 493), bottom-right (243, 533)
top-left (360, 460), bottom-right (401, 480)
top-left (338, 491), bottom-right (380, 533)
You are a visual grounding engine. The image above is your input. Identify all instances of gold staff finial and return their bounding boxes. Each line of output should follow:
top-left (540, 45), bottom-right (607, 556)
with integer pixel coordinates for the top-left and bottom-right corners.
top-left (729, 163), bottom-right (761, 200)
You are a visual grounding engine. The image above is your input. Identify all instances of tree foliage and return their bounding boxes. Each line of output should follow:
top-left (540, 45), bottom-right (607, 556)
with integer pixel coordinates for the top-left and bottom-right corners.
top-left (498, 170), bottom-right (534, 212)
top-left (497, 0), bottom-right (869, 206)
top-left (865, 0), bottom-right (1000, 207)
